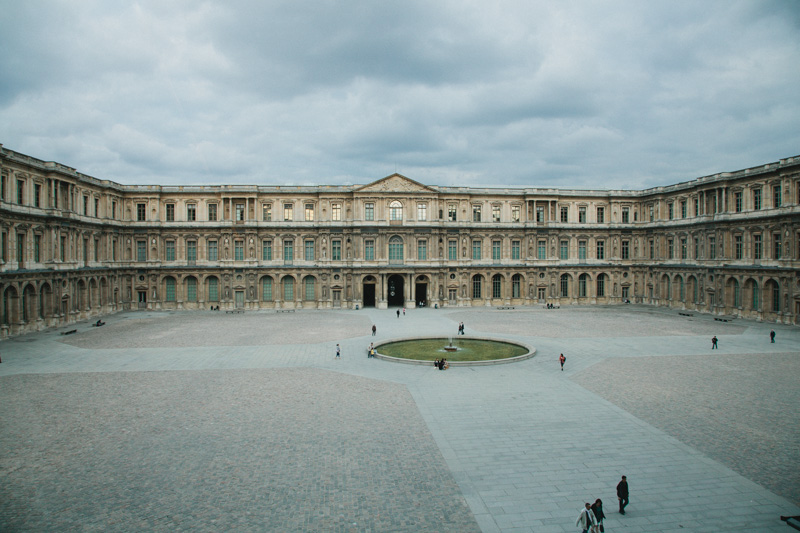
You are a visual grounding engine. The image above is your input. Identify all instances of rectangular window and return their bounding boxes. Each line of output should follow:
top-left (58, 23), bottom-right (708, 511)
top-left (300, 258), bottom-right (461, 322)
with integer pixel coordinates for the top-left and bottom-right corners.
top-left (735, 235), bottom-right (743, 259)
top-left (18, 235), bottom-right (26, 266)
top-left (166, 204), bottom-right (175, 221)
top-left (668, 203), bottom-right (674, 220)
top-left (34, 234), bottom-right (41, 262)
top-left (709, 236), bottom-right (716, 259)
top-left (282, 203), bottom-right (292, 221)
top-left (511, 240), bottom-right (520, 260)
top-left (492, 205), bottom-right (501, 222)
top-left (537, 240), bottom-right (546, 260)
top-left (773, 233), bottom-right (781, 259)
top-left (262, 240), bottom-right (272, 261)
top-left (472, 240), bottom-right (481, 260)
top-left (579, 206), bottom-right (586, 223)
top-left (235, 203), bottom-right (245, 221)
top-left (112, 201), bottom-right (117, 219)
top-left (34, 184), bottom-right (41, 208)
top-left (492, 240), bottom-right (501, 261)
top-left (753, 234), bottom-right (762, 260)
top-left (208, 203), bottom-right (217, 221)
top-left (681, 238), bottom-right (687, 259)
top-left (60, 236), bottom-right (66, 262)
top-left (649, 205), bottom-right (654, 221)
top-left (649, 239), bottom-right (655, 259)
top-left (94, 198), bottom-right (99, 217)
top-left (511, 205), bottom-right (520, 222)
top-left (448, 204), bottom-right (457, 221)
top-left (448, 239), bottom-right (457, 260)
top-left (560, 240), bottom-right (569, 260)
top-left (331, 203), bottom-right (341, 221)
top-left (166, 240), bottom-right (175, 261)
top-left (472, 205), bottom-right (481, 222)
top-left (622, 240), bottom-right (630, 259)
top-left (365, 203), bottom-right (374, 221)
top-left (137, 203), bottom-right (146, 221)
top-left (418, 203), bottom-right (427, 221)
top-left (187, 241), bottom-right (197, 262)
top-left (681, 201), bottom-right (687, 218)
top-left (94, 238), bottom-right (99, 262)
top-left (596, 240), bottom-right (605, 260)
top-left (304, 240), bottom-right (315, 261)
top-left (417, 240), bottom-right (427, 260)
top-left (187, 204), bottom-right (196, 221)
top-left (16, 180), bottom-right (24, 204)
top-left (83, 196), bottom-right (89, 215)
top-left (735, 191), bottom-right (742, 212)
top-left (332, 240), bottom-right (341, 260)
top-left (561, 206), bottom-right (569, 223)
top-left (234, 240), bottom-right (244, 261)
top-left (578, 240), bottom-right (586, 260)
top-left (284, 240), bottom-right (293, 263)
top-left (365, 239), bottom-right (375, 261)
top-left (694, 237), bottom-right (699, 259)
top-left (668, 239), bottom-right (674, 259)
top-left (773, 184), bottom-right (781, 207)
top-left (208, 240), bottom-right (218, 261)
top-left (753, 188), bottom-right (762, 210)
top-left (262, 204), bottom-right (272, 221)
top-left (622, 207), bottom-right (629, 223)
top-left (596, 207), bottom-right (605, 223)
top-left (536, 206), bottom-right (544, 222)
top-left (137, 240), bottom-right (146, 261)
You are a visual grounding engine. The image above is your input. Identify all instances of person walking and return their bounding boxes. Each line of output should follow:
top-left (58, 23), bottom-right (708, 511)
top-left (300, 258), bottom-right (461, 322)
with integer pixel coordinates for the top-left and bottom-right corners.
top-left (559, 353), bottom-right (566, 371)
top-left (336, 344), bottom-right (341, 359)
top-left (396, 309), bottom-right (400, 318)
top-left (402, 307), bottom-right (406, 316)
top-left (372, 324), bottom-right (377, 336)
top-left (711, 335), bottom-right (718, 349)
top-left (575, 502), bottom-right (597, 533)
top-left (770, 330), bottom-right (775, 343)
top-left (617, 475), bottom-right (629, 514)
top-left (591, 499), bottom-right (605, 532)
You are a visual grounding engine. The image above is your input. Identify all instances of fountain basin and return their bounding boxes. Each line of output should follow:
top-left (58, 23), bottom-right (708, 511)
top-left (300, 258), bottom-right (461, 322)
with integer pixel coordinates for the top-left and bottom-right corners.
top-left (373, 336), bottom-right (535, 366)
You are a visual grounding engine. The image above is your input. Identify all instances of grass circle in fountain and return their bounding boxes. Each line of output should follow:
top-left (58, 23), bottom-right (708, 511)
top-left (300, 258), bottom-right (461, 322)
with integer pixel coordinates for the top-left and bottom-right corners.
top-left (378, 338), bottom-right (528, 362)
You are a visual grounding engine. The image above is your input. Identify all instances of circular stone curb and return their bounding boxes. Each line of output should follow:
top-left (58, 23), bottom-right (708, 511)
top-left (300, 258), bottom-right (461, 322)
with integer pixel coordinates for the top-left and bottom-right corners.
top-left (372, 336), bottom-right (536, 366)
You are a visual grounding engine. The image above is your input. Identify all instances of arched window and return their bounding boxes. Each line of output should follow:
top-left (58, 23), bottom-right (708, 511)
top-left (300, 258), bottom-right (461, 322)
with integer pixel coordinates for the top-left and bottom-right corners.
top-left (262, 276), bottom-right (273, 301)
top-left (578, 274), bottom-right (588, 297)
top-left (283, 277), bottom-right (295, 301)
top-left (492, 274), bottom-right (502, 298)
top-left (186, 277), bottom-right (197, 302)
top-left (732, 279), bottom-right (740, 308)
top-left (560, 274), bottom-right (569, 297)
top-left (472, 275), bottom-right (482, 299)
top-left (165, 277), bottom-right (176, 302)
top-left (750, 280), bottom-right (759, 309)
top-left (389, 200), bottom-right (403, 221)
top-left (596, 274), bottom-right (606, 297)
top-left (512, 274), bottom-right (521, 298)
top-left (304, 276), bottom-right (315, 300)
top-left (677, 276), bottom-right (684, 301)
top-left (388, 235), bottom-right (404, 262)
top-left (208, 277), bottom-right (219, 302)
top-left (769, 280), bottom-right (780, 312)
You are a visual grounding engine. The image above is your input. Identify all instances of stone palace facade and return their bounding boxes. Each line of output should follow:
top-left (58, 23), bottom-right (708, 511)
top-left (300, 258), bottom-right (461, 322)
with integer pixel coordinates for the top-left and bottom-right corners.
top-left (2, 143), bottom-right (799, 337)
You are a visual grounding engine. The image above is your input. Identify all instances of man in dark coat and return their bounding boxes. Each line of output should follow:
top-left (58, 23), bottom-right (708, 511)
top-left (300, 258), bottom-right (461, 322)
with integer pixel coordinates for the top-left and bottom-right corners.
top-left (617, 475), bottom-right (629, 514)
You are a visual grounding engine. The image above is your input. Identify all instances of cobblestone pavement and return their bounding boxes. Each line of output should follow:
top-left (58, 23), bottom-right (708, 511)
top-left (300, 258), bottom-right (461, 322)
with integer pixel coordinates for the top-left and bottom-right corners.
top-left (1, 305), bottom-right (798, 532)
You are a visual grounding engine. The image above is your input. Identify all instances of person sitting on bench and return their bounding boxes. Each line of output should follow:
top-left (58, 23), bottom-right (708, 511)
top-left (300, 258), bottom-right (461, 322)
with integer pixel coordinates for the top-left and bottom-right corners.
top-left (94, 319), bottom-right (105, 327)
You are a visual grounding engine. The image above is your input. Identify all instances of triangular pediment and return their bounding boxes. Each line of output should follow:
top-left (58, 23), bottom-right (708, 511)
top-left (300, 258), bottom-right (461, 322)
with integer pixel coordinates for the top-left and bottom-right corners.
top-left (355, 174), bottom-right (436, 194)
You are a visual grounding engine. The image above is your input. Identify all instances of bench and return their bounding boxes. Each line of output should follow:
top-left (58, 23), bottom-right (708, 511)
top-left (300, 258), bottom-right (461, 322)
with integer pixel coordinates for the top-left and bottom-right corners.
top-left (679, 312), bottom-right (694, 317)
top-left (225, 310), bottom-right (245, 314)
top-left (714, 317), bottom-right (731, 322)
top-left (276, 309), bottom-right (295, 313)
top-left (61, 329), bottom-right (78, 335)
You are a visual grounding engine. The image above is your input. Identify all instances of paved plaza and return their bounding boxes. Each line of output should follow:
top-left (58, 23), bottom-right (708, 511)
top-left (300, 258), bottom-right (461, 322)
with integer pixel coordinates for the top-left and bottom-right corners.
top-left (1, 305), bottom-right (798, 532)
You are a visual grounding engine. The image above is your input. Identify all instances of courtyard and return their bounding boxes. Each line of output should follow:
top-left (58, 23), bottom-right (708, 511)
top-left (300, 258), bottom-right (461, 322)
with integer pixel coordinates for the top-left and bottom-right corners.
top-left (1, 305), bottom-right (798, 532)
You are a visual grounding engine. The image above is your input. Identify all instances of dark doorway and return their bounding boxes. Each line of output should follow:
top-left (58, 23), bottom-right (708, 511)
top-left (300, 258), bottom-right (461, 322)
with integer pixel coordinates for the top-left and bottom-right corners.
top-left (415, 283), bottom-right (427, 306)
top-left (363, 282), bottom-right (376, 307)
top-left (387, 274), bottom-right (404, 307)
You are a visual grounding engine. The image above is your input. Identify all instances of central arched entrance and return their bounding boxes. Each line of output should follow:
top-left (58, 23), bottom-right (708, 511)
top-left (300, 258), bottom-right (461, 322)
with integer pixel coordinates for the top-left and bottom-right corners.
top-left (387, 274), bottom-right (405, 307)
top-left (362, 275), bottom-right (377, 307)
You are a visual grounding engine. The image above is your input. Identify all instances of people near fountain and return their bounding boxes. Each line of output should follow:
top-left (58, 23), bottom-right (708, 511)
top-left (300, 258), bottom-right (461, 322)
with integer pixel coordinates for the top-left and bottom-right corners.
top-left (559, 353), bottom-right (566, 371)
top-left (457, 322), bottom-right (465, 335)
top-left (434, 359), bottom-right (441, 369)
top-left (441, 358), bottom-right (448, 370)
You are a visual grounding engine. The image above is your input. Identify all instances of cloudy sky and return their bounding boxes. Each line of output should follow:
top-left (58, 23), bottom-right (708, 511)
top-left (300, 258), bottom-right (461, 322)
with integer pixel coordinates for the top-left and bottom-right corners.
top-left (1, 1), bottom-right (799, 190)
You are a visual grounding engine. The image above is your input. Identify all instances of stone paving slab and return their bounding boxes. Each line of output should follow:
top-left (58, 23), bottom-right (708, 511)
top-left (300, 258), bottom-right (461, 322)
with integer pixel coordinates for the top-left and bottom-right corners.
top-left (1, 305), bottom-right (798, 532)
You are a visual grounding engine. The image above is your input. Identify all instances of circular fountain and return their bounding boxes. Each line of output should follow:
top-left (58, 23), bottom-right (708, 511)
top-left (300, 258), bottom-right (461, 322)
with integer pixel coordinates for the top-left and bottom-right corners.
top-left (373, 336), bottom-right (535, 366)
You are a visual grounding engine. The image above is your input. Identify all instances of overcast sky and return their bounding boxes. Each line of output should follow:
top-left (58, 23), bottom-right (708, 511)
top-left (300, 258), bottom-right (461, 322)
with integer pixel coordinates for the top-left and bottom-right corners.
top-left (1, 1), bottom-right (799, 190)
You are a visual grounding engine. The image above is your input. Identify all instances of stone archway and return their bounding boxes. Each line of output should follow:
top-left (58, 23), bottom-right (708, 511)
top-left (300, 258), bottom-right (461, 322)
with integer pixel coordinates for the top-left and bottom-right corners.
top-left (362, 275), bottom-right (377, 308)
